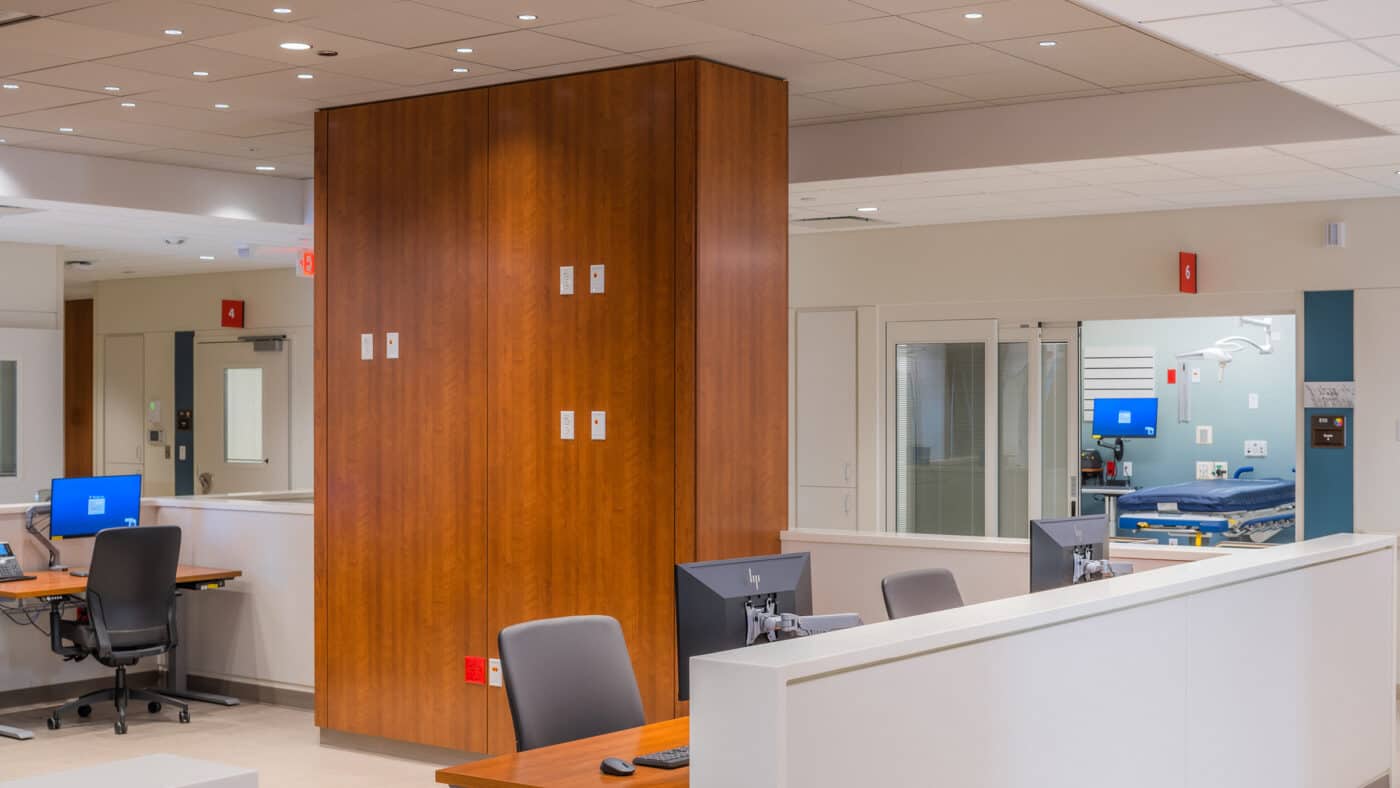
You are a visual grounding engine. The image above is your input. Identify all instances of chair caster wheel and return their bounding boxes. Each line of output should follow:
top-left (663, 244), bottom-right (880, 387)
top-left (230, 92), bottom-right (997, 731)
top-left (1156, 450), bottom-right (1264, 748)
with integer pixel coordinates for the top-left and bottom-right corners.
top-left (77, 705), bottom-right (92, 718)
top-left (114, 720), bottom-right (127, 735)
top-left (148, 702), bottom-right (161, 714)
top-left (178, 710), bottom-right (190, 724)
top-left (46, 717), bottom-right (60, 730)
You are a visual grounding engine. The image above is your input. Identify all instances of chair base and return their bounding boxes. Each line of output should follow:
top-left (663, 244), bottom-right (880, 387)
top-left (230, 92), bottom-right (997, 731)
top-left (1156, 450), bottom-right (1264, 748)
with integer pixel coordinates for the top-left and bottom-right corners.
top-left (49, 665), bottom-right (191, 735)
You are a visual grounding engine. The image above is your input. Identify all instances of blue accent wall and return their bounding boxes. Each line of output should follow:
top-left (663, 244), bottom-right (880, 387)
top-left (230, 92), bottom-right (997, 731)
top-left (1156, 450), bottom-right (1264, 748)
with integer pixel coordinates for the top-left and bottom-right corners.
top-left (175, 331), bottom-right (194, 496)
top-left (1302, 291), bottom-right (1353, 539)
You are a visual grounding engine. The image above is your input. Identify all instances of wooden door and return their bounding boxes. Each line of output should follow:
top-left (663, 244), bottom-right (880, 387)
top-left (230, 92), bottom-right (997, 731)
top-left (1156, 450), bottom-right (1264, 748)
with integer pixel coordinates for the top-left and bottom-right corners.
top-left (486, 63), bottom-right (678, 752)
top-left (321, 91), bottom-right (490, 752)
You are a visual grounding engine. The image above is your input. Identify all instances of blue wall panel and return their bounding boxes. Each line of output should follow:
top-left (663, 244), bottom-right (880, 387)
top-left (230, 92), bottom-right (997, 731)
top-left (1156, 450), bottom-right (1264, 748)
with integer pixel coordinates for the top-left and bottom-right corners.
top-left (1302, 291), bottom-right (1354, 538)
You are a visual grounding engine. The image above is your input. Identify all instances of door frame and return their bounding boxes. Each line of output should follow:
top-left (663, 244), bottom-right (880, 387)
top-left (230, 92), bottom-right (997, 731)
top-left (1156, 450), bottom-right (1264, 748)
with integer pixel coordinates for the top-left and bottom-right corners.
top-left (192, 332), bottom-right (293, 494)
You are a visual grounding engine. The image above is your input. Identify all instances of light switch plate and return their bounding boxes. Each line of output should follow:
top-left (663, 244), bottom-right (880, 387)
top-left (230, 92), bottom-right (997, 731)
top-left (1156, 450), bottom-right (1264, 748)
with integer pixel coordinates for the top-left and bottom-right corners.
top-left (488, 658), bottom-right (502, 688)
top-left (177, 445), bottom-right (187, 462)
top-left (560, 411), bottom-right (575, 441)
top-left (1123, 461), bottom-right (1133, 477)
top-left (386, 332), bottom-right (399, 360)
top-left (589, 264), bottom-right (605, 294)
top-left (591, 411), bottom-right (606, 440)
top-left (1248, 393), bottom-right (1259, 410)
top-left (560, 266), bottom-right (574, 295)
top-left (360, 333), bottom-right (374, 361)
top-left (1190, 367), bottom-right (1201, 384)
top-left (1196, 425), bottom-right (1213, 445)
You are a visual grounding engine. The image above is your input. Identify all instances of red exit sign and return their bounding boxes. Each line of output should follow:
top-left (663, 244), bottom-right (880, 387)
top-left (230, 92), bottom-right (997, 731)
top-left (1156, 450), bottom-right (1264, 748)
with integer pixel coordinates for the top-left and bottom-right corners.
top-left (297, 249), bottom-right (315, 279)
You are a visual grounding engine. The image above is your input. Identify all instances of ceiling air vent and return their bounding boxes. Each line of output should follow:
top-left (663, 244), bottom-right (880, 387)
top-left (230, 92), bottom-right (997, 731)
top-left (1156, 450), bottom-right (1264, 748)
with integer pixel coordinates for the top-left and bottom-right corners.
top-left (791, 215), bottom-right (891, 230)
top-left (0, 12), bottom-right (37, 27)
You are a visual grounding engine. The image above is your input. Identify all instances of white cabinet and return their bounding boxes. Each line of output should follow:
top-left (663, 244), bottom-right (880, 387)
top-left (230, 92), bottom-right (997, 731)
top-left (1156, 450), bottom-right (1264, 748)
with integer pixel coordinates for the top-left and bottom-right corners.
top-left (796, 310), bottom-right (858, 529)
top-left (797, 486), bottom-right (857, 531)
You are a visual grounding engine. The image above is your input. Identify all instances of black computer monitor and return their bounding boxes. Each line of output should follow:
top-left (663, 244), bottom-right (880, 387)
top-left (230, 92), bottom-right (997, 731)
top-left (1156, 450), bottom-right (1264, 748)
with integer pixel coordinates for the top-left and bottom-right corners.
top-left (49, 475), bottom-right (142, 539)
top-left (675, 552), bottom-right (812, 701)
top-left (1029, 514), bottom-right (1109, 592)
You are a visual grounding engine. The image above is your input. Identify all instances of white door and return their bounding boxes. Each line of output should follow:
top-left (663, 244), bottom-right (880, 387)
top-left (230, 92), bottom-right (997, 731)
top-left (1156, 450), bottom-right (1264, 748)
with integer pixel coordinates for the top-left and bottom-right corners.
top-left (796, 310), bottom-right (858, 529)
top-left (103, 334), bottom-right (145, 477)
top-left (997, 325), bottom-right (1080, 537)
top-left (194, 338), bottom-right (290, 494)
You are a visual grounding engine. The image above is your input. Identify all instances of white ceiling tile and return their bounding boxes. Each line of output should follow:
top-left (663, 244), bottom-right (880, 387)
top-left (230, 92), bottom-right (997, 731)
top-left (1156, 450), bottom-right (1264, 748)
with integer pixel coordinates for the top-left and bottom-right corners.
top-left (1144, 146), bottom-right (1322, 175)
top-left (789, 94), bottom-right (853, 121)
top-left (73, 96), bottom-right (307, 136)
top-left (1342, 99), bottom-right (1400, 127)
top-left (638, 34), bottom-right (830, 74)
top-left (1112, 176), bottom-right (1241, 195)
top-left (58, 1), bottom-right (271, 42)
top-left (1266, 181), bottom-right (1396, 199)
top-left (984, 86), bottom-right (1113, 104)
top-left (413, 0), bottom-right (638, 27)
top-left (1050, 195), bottom-right (1177, 213)
top-left (1220, 41), bottom-right (1394, 82)
top-left (1072, 0), bottom-right (1274, 24)
top-left (1294, 0), bottom-right (1400, 39)
top-left (7, 1), bottom-right (111, 14)
top-left (317, 50), bottom-right (503, 86)
top-left (1144, 7), bottom-right (1341, 55)
top-left (766, 16), bottom-right (963, 59)
top-left (785, 61), bottom-right (905, 94)
top-left (0, 18), bottom-right (170, 59)
top-left (1337, 163), bottom-right (1400, 186)
top-left (808, 80), bottom-right (972, 111)
top-left (852, 44), bottom-right (1023, 81)
top-left (421, 30), bottom-right (618, 70)
top-left (1284, 141), bottom-right (1400, 167)
top-left (99, 43), bottom-right (290, 81)
top-left (661, 0), bottom-right (881, 37)
top-left (1289, 71), bottom-right (1400, 104)
top-left (521, 55), bottom-right (643, 77)
top-left (1009, 184), bottom-right (1135, 202)
top-left (929, 61), bottom-right (1099, 99)
top-left (1222, 168), bottom-right (1364, 188)
top-left (908, 0), bottom-right (1115, 42)
top-left (302, 1), bottom-right (513, 48)
top-left (990, 27), bottom-right (1235, 87)
top-left (129, 146), bottom-right (287, 172)
top-left (186, 0), bottom-right (348, 22)
top-left (17, 62), bottom-right (192, 96)
top-left (0, 47), bottom-right (75, 77)
top-left (10, 133), bottom-right (159, 156)
top-left (1157, 188), bottom-right (1283, 206)
top-left (847, 0), bottom-right (991, 13)
top-left (1358, 35), bottom-right (1400, 64)
top-left (196, 23), bottom-right (400, 65)
top-left (0, 81), bottom-right (105, 115)
top-left (182, 68), bottom-right (398, 103)
top-left (1021, 156), bottom-right (1154, 172)
top-left (534, 8), bottom-right (741, 52)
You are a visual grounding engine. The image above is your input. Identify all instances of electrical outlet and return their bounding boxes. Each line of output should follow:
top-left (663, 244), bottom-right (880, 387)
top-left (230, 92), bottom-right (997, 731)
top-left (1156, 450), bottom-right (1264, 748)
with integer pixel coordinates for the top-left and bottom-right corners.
top-left (1248, 393), bottom-right (1259, 410)
top-left (1196, 425), bottom-right (1213, 445)
top-left (1244, 440), bottom-right (1268, 458)
top-left (1196, 461), bottom-right (1213, 480)
top-left (488, 658), bottom-right (503, 688)
top-left (1122, 461), bottom-right (1133, 477)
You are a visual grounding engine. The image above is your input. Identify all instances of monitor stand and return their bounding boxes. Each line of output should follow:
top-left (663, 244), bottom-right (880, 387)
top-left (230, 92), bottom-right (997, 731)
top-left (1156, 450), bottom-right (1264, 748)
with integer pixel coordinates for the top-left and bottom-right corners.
top-left (24, 505), bottom-right (67, 571)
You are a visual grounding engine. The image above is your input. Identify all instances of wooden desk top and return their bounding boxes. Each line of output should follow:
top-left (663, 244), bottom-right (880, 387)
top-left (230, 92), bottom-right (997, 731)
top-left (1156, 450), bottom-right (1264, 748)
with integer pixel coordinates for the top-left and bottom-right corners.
top-left (0, 566), bottom-right (243, 600)
top-left (437, 718), bottom-right (690, 788)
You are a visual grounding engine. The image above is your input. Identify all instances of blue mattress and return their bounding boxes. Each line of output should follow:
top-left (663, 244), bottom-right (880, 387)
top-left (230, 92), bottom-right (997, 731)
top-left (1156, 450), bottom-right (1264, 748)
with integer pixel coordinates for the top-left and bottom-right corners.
top-left (1117, 479), bottom-right (1295, 514)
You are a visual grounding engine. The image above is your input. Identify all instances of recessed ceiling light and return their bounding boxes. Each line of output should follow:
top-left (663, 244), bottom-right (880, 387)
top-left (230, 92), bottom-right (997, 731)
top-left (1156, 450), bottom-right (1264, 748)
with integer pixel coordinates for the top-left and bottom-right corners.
top-left (214, 103), bottom-right (230, 109)
top-left (456, 47), bottom-right (474, 54)
top-left (296, 72), bottom-right (314, 79)
top-left (857, 206), bottom-right (878, 213)
top-left (280, 41), bottom-right (312, 50)
top-left (1039, 40), bottom-right (1058, 47)
top-left (517, 13), bottom-right (537, 21)
top-left (255, 165), bottom-right (277, 171)
top-left (1, 83), bottom-right (18, 90)
top-left (103, 85), bottom-right (121, 92)
top-left (452, 67), bottom-right (469, 73)
top-left (192, 70), bottom-right (209, 77)
top-left (0, 139), bottom-right (6, 144)
top-left (273, 7), bottom-right (292, 13)
top-left (58, 127), bottom-right (74, 133)
top-left (164, 28), bottom-right (183, 36)
top-left (120, 101), bottom-right (136, 108)
top-left (963, 11), bottom-right (983, 19)
top-left (200, 255), bottom-right (216, 261)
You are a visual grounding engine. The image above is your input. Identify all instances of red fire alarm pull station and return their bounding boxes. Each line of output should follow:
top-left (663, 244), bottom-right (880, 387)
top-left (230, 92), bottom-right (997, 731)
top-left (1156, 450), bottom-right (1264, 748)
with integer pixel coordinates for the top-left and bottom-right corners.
top-left (1179, 252), bottom-right (1198, 294)
top-left (464, 656), bottom-right (487, 685)
top-left (221, 299), bottom-right (245, 328)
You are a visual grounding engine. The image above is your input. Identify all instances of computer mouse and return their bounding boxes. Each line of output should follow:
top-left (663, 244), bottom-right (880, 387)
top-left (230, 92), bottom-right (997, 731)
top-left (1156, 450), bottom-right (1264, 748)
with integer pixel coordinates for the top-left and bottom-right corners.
top-left (600, 757), bottom-right (635, 777)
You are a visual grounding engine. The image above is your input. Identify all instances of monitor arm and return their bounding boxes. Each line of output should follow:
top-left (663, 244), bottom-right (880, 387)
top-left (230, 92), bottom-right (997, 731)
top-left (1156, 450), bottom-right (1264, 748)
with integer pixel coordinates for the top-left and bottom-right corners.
top-left (24, 504), bottom-right (66, 571)
top-left (1096, 437), bottom-right (1125, 463)
top-left (744, 598), bottom-right (863, 645)
top-left (1072, 547), bottom-right (1133, 585)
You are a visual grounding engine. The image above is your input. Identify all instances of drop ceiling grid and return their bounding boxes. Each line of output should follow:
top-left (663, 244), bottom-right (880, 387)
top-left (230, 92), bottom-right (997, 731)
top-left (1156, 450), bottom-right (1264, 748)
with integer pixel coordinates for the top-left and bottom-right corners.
top-left (0, 0), bottom-right (1252, 176)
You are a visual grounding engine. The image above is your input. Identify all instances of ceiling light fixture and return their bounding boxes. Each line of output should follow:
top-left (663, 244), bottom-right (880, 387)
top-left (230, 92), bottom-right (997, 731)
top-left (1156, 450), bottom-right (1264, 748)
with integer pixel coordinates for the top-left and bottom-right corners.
top-left (255, 165), bottom-right (277, 171)
top-left (200, 255), bottom-right (216, 260)
top-left (963, 11), bottom-right (983, 19)
top-left (517, 13), bottom-right (537, 21)
top-left (273, 7), bottom-right (292, 13)
top-left (103, 85), bottom-right (121, 91)
top-left (1, 83), bottom-right (18, 90)
top-left (456, 47), bottom-right (474, 53)
top-left (214, 102), bottom-right (230, 109)
top-left (280, 41), bottom-right (312, 50)
top-left (452, 67), bottom-right (469, 73)
top-left (857, 206), bottom-right (878, 213)
top-left (1039, 40), bottom-right (1057, 47)
top-left (58, 127), bottom-right (74, 133)
top-left (164, 28), bottom-right (183, 36)
top-left (296, 72), bottom-right (314, 79)
top-left (192, 70), bottom-right (209, 76)
top-left (120, 101), bottom-right (136, 108)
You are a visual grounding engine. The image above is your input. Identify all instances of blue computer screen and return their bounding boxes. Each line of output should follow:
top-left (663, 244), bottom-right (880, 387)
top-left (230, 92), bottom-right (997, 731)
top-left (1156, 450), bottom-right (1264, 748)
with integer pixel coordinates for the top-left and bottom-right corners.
top-left (50, 475), bottom-right (142, 539)
top-left (1091, 398), bottom-right (1158, 439)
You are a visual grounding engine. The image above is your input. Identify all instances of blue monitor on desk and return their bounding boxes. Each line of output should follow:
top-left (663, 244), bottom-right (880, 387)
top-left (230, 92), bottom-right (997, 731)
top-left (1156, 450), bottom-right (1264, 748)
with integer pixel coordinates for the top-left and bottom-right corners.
top-left (50, 475), bottom-right (142, 539)
top-left (1092, 398), bottom-right (1158, 439)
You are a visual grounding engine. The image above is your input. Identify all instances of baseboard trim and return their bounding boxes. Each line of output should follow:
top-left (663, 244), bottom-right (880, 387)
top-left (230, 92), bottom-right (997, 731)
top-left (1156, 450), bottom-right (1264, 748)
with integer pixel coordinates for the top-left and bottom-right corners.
top-left (0, 670), bottom-right (161, 712)
top-left (318, 728), bottom-right (484, 766)
top-left (186, 674), bottom-right (314, 710)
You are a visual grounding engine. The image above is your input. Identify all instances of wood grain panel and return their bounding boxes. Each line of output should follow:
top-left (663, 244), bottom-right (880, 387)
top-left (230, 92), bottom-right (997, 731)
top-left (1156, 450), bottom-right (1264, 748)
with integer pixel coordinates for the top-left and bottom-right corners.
top-left (693, 62), bottom-right (789, 561)
top-left (313, 108), bottom-right (328, 728)
top-left (322, 91), bottom-right (490, 752)
top-left (63, 298), bottom-right (94, 478)
top-left (486, 63), bottom-right (678, 753)
top-left (437, 718), bottom-right (690, 787)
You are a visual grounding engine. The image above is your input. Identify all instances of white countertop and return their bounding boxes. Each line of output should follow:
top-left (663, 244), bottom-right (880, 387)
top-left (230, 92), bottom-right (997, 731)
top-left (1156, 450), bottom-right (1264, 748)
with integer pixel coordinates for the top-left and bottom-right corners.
top-left (700, 532), bottom-right (1395, 680)
top-left (781, 526), bottom-right (1230, 561)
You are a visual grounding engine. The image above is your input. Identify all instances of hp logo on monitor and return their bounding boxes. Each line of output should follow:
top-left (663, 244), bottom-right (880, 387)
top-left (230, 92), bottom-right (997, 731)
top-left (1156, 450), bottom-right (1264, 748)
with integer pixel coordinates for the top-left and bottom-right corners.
top-left (747, 568), bottom-right (761, 590)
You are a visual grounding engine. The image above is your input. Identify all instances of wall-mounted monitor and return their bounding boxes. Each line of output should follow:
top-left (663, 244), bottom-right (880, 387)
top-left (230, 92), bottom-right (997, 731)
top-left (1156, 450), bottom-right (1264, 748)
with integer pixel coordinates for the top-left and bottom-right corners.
top-left (1091, 397), bottom-right (1158, 439)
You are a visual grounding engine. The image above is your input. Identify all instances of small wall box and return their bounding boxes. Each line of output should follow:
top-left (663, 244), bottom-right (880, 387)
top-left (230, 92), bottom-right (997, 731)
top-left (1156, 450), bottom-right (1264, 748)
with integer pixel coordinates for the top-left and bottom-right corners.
top-left (1310, 414), bottom-right (1347, 448)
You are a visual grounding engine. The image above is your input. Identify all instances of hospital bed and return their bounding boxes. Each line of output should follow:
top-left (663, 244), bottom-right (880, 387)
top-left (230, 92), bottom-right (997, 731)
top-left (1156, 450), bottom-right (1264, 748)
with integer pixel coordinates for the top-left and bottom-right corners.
top-left (1115, 479), bottom-right (1295, 546)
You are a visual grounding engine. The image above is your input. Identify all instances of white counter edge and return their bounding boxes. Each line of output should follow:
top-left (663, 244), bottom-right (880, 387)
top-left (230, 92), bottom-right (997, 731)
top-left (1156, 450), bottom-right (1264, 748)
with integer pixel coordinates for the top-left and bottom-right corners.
top-left (700, 533), bottom-right (1396, 681)
top-left (780, 527), bottom-right (1232, 561)
top-left (149, 496), bottom-right (313, 516)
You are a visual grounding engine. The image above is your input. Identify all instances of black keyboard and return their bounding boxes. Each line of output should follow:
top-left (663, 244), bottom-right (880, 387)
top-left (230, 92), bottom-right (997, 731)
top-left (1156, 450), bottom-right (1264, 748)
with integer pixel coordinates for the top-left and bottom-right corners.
top-left (633, 746), bottom-right (689, 770)
top-left (0, 575), bottom-right (35, 583)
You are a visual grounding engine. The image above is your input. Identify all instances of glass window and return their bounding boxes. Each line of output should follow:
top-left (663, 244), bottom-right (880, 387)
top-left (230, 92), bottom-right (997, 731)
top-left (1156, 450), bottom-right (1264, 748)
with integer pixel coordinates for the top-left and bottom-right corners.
top-left (894, 342), bottom-right (985, 535)
top-left (1041, 342), bottom-right (1072, 519)
top-left (224, 367), bottom-right (263, 464)
top-left (998, 343), bottom-right (1029, 537)
top-left (0, 361), bottom-right (15, 477)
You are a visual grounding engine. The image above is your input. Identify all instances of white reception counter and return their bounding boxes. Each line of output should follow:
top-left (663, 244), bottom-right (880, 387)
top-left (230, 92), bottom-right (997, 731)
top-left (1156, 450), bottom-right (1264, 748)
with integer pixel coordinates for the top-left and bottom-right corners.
top-left (690, 533), bottom-right (1396, 788)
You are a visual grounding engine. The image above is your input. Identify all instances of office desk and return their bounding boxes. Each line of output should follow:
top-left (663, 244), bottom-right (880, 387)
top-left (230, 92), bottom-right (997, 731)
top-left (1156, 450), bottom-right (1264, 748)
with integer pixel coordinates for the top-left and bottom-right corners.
top-left (0, 565), bottom-right (243, 741)
top-left (437, 718), bottom-right (690, 788)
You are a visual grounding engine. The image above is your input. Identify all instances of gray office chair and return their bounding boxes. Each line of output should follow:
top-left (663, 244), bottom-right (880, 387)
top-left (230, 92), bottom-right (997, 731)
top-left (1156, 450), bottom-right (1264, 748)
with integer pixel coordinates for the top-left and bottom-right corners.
top-left (882, 568), bottom-right (965, 620)
top-left (47, 526), bottom-right (191, 735)
top-left (498, 615), bottom-right (645, 751)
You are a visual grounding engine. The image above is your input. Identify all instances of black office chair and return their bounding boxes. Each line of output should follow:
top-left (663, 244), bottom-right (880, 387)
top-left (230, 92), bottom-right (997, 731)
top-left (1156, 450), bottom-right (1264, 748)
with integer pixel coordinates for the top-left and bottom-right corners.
top-left (498, 615), bottom-right (645, 751)
top-left (881, 568), bottom-right (965, 620)
top-left (47, 526), bottom-right (191, 735)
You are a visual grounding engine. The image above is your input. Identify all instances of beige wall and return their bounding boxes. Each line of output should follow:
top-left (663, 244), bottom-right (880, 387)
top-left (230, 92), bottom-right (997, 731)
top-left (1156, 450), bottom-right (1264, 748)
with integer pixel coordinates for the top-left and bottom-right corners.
top-left (92, 267), bottom-right (313, 495)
